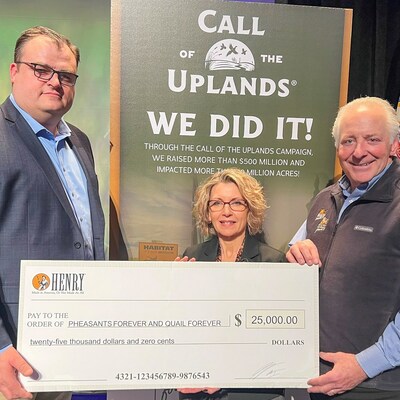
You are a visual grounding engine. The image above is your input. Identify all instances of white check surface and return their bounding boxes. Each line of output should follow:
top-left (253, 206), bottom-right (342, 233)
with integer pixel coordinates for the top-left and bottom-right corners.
top-left (18, 261), bottom-right (319, 391)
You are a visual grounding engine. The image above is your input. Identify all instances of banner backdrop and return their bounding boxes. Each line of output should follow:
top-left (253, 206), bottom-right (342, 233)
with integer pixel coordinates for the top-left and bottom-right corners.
top-left (111, 0), bottom-right (351, 259)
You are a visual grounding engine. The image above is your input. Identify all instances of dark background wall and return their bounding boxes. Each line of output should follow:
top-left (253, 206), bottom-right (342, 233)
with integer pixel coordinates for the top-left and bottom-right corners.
top-left (276, 0), bottom-right (400, 108)
top-left (271, 2), bottom-right (400, 397)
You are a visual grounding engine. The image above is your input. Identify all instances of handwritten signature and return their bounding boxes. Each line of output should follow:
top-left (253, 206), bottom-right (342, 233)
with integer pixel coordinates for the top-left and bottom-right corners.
top-left (250, 362), bottom-right (285, 379)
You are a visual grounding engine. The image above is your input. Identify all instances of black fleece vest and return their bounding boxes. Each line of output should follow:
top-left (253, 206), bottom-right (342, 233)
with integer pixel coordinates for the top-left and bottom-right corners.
top-left (307, 160), bottom-right (400, 390)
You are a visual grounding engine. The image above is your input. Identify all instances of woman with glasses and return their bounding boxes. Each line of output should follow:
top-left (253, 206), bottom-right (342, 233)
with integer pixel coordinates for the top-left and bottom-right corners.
top-left (178, 168), bottom-right (283, 264)
top-left (177, 168), bottom-right (284, 400)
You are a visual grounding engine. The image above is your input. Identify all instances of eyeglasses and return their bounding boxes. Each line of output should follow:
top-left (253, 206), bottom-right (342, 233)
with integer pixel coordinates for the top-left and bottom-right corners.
top-left (15, 61), bottom-right (78, 87)
top-left (208, 199), bottom-right (248, 212)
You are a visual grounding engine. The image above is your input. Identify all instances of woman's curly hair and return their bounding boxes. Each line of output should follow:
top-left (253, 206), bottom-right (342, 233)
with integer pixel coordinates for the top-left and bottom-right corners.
top-left (193, 168), bottom-right (267, 236)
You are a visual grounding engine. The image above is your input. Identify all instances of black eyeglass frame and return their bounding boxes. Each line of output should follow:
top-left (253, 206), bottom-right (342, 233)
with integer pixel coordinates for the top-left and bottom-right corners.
top-left (15, 61), bottom-right (79, 87)
top-left (208, 199), bottom-right (248, 212)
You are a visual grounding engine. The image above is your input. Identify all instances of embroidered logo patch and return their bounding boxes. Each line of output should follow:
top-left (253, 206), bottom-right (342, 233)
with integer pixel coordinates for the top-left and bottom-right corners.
top-left (315, 209), bottom-right (326, 220)
top-left (354, 225), bottom-right (374, 233)
top-left (315, 216), bottom-right (329, 232)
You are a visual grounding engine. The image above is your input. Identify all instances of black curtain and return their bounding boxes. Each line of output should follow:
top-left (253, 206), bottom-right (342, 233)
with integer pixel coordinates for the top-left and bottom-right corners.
top-left (276, 0), bottom-right (400, 108)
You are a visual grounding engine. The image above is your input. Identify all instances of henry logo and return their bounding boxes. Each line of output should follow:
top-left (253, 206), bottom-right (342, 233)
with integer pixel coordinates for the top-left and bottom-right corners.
top-left (205, 39), bottom-right (255, 71)
top-left (32, 273), bottom-right (50, 291)
top-left (32, 273), bottom-right (85, 293)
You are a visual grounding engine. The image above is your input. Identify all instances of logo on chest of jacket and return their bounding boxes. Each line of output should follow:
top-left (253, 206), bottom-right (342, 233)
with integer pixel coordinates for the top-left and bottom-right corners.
top-left (314, 209), bottom-right (329, 232)
top-left (315, 209), bottom-right (327, 221)
top-left (353, 225), bottom-right (374, 233)
top-left (315, 216), bottom-right (329, 232)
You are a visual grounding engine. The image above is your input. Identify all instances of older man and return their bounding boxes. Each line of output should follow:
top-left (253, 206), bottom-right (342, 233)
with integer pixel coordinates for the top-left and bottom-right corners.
top-left (287, 97), bottom-right (400, 400)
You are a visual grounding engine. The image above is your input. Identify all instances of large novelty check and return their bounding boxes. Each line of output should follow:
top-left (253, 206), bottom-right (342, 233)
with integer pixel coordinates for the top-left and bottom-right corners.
top-left (18, 261), bottom-right (319, 392)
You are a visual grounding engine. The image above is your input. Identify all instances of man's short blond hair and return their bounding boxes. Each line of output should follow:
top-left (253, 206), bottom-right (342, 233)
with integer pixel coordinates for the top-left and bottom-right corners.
top-left (14, 26), bottom-right (80, 65)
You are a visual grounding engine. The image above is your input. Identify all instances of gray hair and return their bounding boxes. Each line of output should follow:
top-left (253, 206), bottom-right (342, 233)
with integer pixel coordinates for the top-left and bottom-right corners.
top-left (332, 97), bottom-right (399, 147)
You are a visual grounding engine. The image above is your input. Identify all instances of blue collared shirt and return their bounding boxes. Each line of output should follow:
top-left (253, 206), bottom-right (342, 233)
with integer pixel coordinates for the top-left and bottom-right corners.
top-left (289, 164), bottom-right (400, 378)
top-left (10, 94), bottom-right (94, 260)
top-left (337, 164), bottom-right (390, 222)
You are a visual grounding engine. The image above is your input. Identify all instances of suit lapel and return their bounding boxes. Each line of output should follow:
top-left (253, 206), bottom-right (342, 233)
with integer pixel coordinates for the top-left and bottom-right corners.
top-left (241, 233), bottom-right (260, 261)
top-left (69, 130), bottom-right (105, 249)
top-left (3, 98), bottom-right (79, 228)
top-left (202, 236), bottom-right (219, 260)
top-left (68, 133), bottom-right (95, 184)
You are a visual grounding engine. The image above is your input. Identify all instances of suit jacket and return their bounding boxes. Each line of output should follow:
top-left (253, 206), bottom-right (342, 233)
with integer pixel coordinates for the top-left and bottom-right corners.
top-left (183, 233), bottom-right (284, 262)
top-left (0, 97), bottom-right (105, 348)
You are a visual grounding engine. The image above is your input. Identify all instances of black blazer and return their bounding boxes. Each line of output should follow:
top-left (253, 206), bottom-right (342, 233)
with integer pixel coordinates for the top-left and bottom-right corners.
top-left (183, 233), bottom-right (284, 263)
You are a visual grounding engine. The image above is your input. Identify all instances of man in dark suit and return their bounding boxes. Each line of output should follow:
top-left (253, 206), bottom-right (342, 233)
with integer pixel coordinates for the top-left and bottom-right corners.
top-left (0, 26), bottom-right (105, 399)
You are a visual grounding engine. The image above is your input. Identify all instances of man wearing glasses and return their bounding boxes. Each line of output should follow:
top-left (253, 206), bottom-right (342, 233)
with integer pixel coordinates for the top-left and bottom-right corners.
top-left (0, 26), bottom-right (105, 399)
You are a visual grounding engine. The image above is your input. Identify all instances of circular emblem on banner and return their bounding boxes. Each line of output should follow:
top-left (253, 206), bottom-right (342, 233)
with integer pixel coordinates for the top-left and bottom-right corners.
top-left (205, 39), bottom-right (255, 71)
top-left (32, 273), bottom-right (50, 291)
